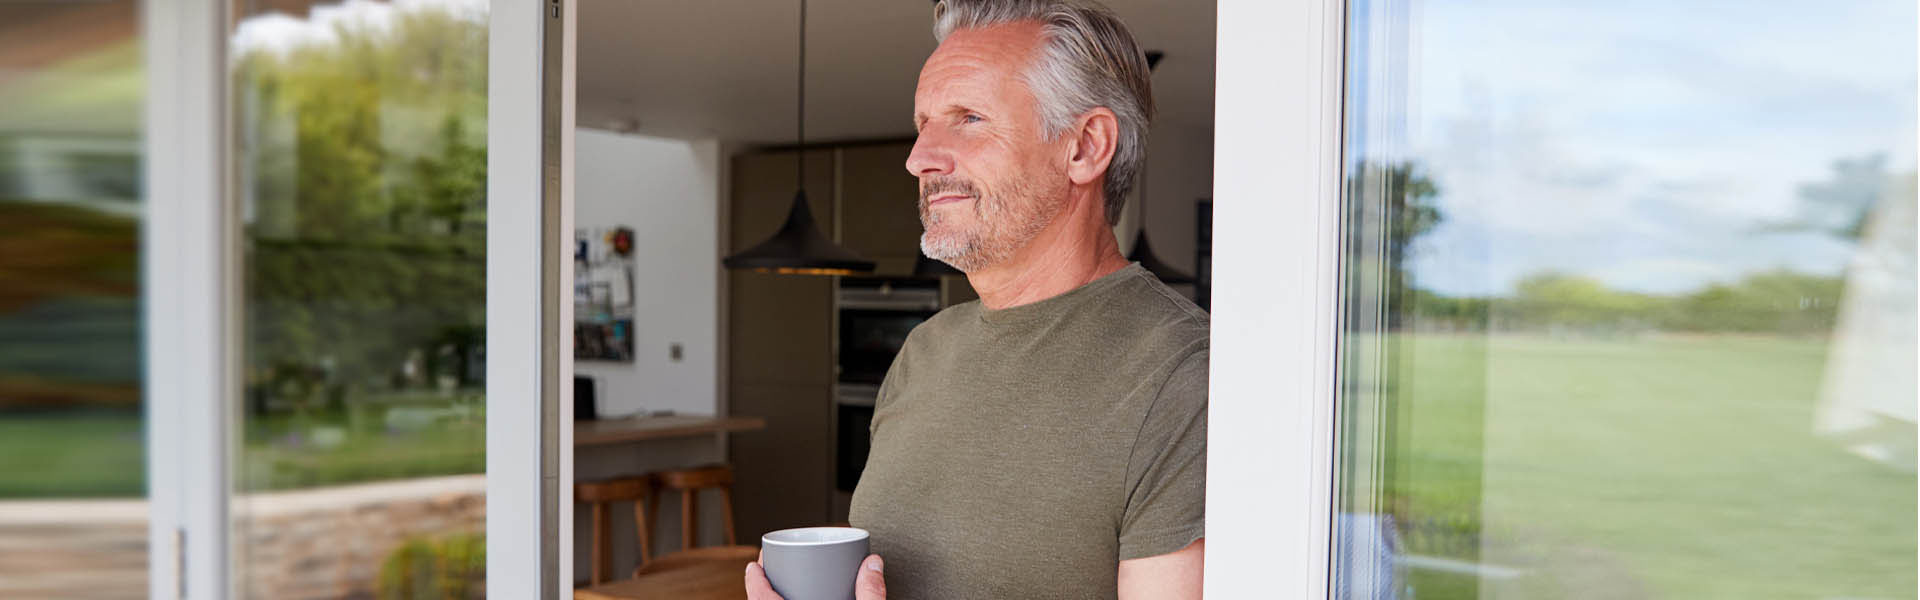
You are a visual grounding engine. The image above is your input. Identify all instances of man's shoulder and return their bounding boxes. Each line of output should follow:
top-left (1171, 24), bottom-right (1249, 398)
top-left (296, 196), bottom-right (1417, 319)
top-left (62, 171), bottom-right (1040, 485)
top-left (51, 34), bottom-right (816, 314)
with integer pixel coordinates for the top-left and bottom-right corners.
top-left (1104, 267), bottom-right (1210, 352)
top-left (913, 299), bottom-right (983, 337)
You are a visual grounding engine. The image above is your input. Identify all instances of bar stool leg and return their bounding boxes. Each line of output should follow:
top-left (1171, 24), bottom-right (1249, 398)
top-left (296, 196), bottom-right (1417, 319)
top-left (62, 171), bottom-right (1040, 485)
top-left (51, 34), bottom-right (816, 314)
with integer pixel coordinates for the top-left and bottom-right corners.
top-left (591, 501), bottom-right (609, 586)
top-left (681, 488), bottom-right (697, 551)
top-left (631, 493), bottom-right (654, 566)
top-left (720, 487), bottom-right (738, 546)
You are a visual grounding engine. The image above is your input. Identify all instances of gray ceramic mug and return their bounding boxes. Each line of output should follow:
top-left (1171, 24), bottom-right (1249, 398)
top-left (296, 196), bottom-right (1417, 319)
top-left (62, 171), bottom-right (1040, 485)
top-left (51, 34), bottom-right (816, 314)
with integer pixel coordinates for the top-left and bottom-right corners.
top-left (760, 527), bottom-right (870, 600)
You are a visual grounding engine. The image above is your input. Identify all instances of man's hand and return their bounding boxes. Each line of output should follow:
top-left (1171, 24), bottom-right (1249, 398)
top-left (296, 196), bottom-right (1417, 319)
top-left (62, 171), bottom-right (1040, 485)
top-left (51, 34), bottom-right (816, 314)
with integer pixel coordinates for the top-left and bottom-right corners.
top-left (745, 553), bottom-right (887, 600)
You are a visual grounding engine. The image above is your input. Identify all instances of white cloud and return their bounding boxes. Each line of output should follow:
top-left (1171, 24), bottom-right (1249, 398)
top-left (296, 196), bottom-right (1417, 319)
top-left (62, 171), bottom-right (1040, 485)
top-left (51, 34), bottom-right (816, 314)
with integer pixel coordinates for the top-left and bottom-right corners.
top-left (231, 0), bottom-right (485, 57)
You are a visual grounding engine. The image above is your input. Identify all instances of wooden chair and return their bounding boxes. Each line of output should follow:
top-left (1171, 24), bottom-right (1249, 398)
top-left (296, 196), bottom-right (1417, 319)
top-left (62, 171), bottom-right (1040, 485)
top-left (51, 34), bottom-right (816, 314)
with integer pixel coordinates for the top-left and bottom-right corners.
top-left (574, 475), bottom-right (657, 586)
top-left (633, 464), bottom-right (757, 577)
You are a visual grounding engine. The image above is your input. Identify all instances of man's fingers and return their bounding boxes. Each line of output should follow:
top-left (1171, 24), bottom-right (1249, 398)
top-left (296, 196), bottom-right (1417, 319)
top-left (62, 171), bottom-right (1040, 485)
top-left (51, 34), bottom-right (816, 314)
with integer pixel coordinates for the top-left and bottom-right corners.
top-left (744, 561), bottom-right (785, 600)
top-left (854, 554), bottom-right (887, 600)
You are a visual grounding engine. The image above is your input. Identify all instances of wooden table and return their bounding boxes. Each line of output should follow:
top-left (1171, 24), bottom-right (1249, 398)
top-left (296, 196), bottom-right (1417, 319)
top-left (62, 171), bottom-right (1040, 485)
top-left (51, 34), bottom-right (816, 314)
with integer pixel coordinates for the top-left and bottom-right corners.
top-left (574, 415), bottom-right (767, 447)
top-left (572, 557), bottom-right (753, 600)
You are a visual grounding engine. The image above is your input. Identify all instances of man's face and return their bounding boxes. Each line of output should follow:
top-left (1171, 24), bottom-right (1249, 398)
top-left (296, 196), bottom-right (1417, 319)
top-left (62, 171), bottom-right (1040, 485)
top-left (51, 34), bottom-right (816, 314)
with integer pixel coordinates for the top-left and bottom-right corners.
top-left (907, 23), bottom-right (1069, 273)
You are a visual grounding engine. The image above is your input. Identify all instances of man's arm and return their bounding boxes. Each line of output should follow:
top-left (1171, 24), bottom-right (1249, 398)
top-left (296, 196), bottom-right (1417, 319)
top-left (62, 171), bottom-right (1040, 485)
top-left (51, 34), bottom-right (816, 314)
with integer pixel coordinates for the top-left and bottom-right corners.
top-left (1118, 537), bottom-right (1203, 600)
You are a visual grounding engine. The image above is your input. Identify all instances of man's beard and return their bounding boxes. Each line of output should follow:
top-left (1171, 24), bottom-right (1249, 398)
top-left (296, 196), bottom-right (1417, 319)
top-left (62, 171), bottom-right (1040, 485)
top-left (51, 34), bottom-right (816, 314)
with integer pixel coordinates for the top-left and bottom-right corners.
top-left (918, 172), bottom-right (1062, 273)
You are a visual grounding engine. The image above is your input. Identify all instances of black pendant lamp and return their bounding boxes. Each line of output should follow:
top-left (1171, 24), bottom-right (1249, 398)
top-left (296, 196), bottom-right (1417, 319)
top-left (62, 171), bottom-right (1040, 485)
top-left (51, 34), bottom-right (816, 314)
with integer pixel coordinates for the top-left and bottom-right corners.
top-left (722, 0), bottom-right (874, 276)
top-left (1127, 51), bottom-right (1195, 285)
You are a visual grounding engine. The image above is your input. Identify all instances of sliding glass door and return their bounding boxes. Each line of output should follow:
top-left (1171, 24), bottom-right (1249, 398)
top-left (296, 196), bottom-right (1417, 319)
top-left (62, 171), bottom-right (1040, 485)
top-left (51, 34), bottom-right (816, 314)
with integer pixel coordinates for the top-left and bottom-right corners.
top-left (138, 0), bottom-right (565, 596)
top-left (1330, 0), bottom-right (1917, 597)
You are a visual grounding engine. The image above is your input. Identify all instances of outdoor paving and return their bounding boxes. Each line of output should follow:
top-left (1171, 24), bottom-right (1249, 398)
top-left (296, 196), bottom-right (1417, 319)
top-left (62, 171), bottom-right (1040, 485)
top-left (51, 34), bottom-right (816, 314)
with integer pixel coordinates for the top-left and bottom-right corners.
top-left (0, 474), bottom-right (485, 599)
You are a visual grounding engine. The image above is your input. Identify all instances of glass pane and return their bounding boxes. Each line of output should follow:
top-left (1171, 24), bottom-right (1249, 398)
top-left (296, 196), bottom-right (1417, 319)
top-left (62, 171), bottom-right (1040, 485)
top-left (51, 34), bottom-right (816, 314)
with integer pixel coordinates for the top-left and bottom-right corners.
top-left (1332, 1), bottom-right (1917, 598)
top-left (229, 0), bottom-right (488, 596)
top-left (0, 1), bottom-right (147, 597)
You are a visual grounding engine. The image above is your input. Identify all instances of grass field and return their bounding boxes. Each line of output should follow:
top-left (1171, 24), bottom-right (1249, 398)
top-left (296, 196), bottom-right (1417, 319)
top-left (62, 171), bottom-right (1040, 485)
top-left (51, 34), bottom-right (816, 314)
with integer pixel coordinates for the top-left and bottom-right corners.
top-left (1386, 334), bottom-right (1916, 599)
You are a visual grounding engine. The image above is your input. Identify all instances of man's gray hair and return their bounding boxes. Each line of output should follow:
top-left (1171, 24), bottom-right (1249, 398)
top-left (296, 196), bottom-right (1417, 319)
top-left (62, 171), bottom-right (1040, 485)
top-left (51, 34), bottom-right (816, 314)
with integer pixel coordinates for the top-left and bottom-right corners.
top-left (933, 0), bottom-right (1155, 225)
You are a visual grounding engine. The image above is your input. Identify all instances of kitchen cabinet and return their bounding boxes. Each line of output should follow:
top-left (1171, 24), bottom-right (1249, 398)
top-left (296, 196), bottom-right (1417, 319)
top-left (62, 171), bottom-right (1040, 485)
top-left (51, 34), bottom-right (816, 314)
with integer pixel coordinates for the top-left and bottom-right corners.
top-left (727, 148), bottom-right (837, 540)
top-left (726, 141), bottom-right (977, 539)
top-left (837, 143), bottom-right (922, 277)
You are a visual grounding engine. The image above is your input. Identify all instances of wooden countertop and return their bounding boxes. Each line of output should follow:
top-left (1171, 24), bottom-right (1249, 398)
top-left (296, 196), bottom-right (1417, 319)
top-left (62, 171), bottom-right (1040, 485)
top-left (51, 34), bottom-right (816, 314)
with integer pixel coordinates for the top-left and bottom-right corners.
top-left (574, 414), bottom-right (767, 447)
top-left (572, 556), bottom-right (753, 600)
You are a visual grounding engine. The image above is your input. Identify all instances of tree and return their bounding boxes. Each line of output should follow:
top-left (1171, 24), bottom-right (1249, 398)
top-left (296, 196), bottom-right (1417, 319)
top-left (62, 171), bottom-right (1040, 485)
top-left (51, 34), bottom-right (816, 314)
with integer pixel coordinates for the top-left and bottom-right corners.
top-left (235, 6), bottom-right (488, 412)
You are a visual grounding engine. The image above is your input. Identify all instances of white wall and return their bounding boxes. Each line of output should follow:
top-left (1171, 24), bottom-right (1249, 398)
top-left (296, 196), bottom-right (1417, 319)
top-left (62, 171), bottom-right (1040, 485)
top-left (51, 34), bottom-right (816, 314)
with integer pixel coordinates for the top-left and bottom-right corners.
top-left (573, 128), bottom-right (721, 417)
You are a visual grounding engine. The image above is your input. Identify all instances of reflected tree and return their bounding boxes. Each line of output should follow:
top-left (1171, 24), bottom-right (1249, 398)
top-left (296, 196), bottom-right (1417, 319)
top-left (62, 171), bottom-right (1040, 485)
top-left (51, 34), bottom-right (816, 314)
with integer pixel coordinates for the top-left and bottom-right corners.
top-left (1769, 153), bottom-right (1895, 242)
top-left (1344, 160), bottom-right (1443, 331)
top-left (236, 7), bottom-right (487, 418)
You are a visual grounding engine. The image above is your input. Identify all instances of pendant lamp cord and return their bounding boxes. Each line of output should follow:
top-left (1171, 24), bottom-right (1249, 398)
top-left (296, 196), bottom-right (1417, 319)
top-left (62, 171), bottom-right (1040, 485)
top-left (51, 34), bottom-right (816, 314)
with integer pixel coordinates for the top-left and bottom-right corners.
top-left (796, 0), bottom-right (807, 188)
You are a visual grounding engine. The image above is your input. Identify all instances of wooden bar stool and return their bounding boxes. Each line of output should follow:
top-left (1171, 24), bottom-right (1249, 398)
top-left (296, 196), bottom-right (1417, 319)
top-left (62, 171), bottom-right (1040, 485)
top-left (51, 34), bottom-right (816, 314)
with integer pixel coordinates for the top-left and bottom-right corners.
top-left (574, 475), bottom-right (657, 586)
top-left (634, 464), bottom-right (757, 577)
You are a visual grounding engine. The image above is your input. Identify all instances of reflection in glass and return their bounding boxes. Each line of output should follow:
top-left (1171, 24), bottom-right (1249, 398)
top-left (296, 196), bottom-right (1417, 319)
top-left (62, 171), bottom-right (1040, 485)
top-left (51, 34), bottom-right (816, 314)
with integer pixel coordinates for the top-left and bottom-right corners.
top-left (0, 1), bottom-right (147, 597)
top-left (230, 0), bottom-right (488, 596)
top-left (1333, 0), bottom-right (1917, 598)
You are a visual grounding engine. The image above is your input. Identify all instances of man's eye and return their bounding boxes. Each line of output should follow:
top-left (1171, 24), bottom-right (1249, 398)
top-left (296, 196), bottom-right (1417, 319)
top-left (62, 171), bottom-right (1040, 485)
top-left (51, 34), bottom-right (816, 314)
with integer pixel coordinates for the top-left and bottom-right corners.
top-left (961, 114), bottom-right (983, 124)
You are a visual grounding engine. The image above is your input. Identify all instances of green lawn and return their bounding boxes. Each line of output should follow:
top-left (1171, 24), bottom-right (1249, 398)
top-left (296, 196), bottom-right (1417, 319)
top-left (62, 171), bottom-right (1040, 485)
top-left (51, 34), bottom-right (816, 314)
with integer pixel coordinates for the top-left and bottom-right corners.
top-left (0, 395), bottom-right (484, 497)
top-left (1389, 334), bottom-right (1916, 599)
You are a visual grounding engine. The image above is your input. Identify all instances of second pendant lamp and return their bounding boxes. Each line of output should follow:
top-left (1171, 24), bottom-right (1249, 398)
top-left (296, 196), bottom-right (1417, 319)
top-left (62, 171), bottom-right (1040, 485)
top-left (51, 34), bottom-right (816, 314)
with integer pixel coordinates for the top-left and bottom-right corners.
top-left (721, 0), bottom-right (875, 276)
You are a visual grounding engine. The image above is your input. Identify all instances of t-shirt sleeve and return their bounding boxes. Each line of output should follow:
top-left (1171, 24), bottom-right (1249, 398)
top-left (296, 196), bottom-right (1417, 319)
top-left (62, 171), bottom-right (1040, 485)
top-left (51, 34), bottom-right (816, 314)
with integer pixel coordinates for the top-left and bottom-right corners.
top-left (1118, 344), bottom-right (1209, 561)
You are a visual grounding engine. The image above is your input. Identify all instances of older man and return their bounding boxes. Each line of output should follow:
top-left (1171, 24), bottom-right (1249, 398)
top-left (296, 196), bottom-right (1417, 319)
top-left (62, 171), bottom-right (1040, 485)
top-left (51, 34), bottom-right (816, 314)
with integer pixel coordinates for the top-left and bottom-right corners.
top-left (747, 1), bottom-right (1206, 598)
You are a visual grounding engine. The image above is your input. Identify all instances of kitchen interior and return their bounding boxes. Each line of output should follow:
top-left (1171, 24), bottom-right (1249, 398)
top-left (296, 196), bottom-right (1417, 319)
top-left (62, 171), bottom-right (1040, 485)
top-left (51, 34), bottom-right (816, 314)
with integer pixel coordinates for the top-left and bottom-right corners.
top-left (566, 0), bottom-right (1216, 596)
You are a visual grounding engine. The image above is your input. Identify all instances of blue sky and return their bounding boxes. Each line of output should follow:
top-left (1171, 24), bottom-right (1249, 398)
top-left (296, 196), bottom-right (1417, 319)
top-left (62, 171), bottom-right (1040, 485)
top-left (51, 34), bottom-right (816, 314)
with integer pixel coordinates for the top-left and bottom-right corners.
top-left (1367, 0), bottom-right (1917, 296)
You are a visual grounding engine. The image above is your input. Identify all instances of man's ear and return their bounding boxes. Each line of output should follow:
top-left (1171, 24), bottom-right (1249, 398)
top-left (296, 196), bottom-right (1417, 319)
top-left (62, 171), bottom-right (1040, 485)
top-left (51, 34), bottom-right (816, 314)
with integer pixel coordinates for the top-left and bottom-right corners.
top-left (1063, 107), bottom-right (1119, 187)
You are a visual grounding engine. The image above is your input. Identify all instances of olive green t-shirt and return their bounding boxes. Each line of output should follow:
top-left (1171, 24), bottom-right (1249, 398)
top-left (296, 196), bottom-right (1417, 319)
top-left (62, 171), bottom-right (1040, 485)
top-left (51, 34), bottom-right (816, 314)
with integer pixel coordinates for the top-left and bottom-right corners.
top-left (847, 263), bottom-right (1209, 599)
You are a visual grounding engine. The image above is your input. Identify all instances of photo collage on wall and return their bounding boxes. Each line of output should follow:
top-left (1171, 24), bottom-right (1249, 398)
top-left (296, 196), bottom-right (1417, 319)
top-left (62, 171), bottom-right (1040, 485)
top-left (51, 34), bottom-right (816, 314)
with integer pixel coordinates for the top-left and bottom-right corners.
top-left (575, 227), bottom-right (635, 361)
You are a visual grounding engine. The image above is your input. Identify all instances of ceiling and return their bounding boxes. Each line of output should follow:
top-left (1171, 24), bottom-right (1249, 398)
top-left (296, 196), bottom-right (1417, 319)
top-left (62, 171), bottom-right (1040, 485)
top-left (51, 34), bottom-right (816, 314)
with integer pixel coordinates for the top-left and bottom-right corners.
top-left (576, 0), bottom-right (1216, 145)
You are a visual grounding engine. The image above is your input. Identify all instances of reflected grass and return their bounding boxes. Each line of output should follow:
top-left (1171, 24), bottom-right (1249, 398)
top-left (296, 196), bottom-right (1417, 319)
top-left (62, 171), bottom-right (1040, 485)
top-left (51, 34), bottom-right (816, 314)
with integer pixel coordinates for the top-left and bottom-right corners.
top-left (236, 392), bottom-right (485, 492)
top-left (0, 411), bottom-right (143, 497)
top-left (0, 393), bottom-right (485, 498)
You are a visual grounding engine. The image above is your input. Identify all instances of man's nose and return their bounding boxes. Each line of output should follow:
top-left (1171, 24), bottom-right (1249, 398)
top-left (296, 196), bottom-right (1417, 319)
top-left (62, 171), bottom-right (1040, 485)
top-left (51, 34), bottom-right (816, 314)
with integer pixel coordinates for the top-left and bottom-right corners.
top-left (904, 133), bottom-right (953, 178)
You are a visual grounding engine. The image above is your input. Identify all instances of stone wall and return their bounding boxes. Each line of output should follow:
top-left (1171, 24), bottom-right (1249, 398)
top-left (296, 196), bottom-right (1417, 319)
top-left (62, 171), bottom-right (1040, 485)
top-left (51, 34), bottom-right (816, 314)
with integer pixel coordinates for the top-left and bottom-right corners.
top-left (236, 475), bottom-right (487, 599)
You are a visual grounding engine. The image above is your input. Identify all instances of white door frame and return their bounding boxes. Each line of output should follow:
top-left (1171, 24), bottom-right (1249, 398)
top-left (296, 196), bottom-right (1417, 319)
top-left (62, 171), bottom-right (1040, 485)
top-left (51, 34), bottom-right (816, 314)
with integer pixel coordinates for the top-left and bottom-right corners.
top-left (142, 0), bottom-right (568, 596)
top-left (1207, 0), bottom-right (1345, 596)
top-left (488, 0), bottom-right (575, 597)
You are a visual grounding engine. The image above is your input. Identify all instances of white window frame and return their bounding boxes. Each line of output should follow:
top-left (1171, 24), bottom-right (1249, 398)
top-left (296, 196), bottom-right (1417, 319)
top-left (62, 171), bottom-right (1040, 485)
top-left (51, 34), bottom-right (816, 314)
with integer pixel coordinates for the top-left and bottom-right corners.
top-left (143, 0), bottom-right (568, 596)
top-left (1207, 0), bottom-right (1346, 597)
top-left (144, 0), bottom-right (230, 596)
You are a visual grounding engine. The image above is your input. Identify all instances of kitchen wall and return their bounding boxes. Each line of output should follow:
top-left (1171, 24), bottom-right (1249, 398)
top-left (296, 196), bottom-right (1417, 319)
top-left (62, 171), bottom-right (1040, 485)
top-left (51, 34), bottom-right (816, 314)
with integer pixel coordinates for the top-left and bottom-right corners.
top-left (1122, 121), bottom-right (1215, 297)
top-left (574, 128), bottom-right (722, 417)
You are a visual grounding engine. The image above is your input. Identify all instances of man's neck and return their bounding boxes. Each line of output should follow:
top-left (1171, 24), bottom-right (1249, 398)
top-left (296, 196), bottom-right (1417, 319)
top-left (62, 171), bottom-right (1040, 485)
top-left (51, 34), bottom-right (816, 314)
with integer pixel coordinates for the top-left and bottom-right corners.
top-left (966, 193), bottom-right (1130, 310)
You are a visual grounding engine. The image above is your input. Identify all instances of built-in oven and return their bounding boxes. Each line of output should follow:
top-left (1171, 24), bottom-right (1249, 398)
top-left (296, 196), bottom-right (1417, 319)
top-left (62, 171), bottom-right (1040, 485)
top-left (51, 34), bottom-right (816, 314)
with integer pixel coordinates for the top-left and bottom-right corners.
top-left (836, 278), bottom-right (939, 384)
top-left (834, 278), bottom-right (938, 495)
top-left (835, 384), bottom-right (877, 493)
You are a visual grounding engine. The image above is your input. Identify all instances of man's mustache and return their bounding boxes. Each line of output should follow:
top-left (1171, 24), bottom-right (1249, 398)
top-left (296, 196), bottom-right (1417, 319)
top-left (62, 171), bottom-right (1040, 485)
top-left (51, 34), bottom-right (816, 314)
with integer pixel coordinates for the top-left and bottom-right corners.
top-left (919, 176), bottom-right (980, 207)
